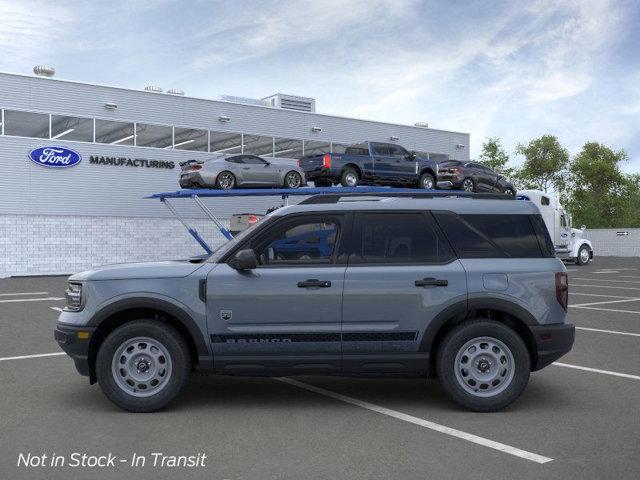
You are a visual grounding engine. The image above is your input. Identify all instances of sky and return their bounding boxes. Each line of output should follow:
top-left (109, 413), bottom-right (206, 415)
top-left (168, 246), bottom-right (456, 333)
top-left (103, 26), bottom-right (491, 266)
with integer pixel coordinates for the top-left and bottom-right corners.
top-left (1, 0), bottom-right (639, 172)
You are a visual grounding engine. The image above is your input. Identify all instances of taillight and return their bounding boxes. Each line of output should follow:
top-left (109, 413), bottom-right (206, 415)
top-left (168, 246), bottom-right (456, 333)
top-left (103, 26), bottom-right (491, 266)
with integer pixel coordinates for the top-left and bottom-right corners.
top-left (192, 164), bottom-right (202, 170)
top-left (556, 272), bottom-right (569, 311)
top-left (248, 215), bottom-right (259, 225)
top-left (297, 159), bottom-right (301, 167)
top-left (322, 153), bottom-right (331, 169)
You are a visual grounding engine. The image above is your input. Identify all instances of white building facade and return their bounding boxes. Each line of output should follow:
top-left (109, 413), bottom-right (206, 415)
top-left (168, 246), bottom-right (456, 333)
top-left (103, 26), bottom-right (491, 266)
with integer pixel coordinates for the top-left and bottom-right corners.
top-left (0, 71), bottom-right (470, 276)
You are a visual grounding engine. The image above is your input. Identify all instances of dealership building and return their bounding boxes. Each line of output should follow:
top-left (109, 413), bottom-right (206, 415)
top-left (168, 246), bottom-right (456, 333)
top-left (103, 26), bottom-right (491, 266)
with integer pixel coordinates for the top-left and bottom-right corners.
top-left (0, 68), bottom-right (470, 276)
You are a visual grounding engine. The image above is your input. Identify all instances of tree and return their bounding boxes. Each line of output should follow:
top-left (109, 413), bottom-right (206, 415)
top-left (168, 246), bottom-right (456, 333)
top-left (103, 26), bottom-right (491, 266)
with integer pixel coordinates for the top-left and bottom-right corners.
top-left (479, 137), bottom-right (514, 177)
top-left (515, 135), bottom-right (569, 193)
top-left (566, 142), bottom-right (628, 228)
top-left (620, 174), bottom-right (640, 228)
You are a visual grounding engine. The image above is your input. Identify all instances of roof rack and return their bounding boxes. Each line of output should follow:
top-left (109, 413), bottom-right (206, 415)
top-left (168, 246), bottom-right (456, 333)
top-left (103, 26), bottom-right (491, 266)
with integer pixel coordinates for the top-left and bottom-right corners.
top-left (299, 191), bottom-right (513, 204)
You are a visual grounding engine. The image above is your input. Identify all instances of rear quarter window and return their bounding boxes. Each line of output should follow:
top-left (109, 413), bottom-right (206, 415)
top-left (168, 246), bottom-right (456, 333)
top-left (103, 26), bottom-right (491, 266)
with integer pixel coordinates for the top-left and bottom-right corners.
top-left (434, 212), bottom-right (545, 258)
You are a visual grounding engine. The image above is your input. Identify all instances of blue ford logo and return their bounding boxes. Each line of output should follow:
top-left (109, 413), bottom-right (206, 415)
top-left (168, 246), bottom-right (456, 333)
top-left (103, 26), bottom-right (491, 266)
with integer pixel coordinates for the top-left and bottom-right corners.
top-left (28, 146), bottom-right (82, 168)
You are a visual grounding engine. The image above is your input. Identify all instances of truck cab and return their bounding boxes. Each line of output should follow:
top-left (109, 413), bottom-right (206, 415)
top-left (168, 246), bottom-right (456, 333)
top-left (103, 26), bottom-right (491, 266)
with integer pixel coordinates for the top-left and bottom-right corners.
top-left (518, 190), bottom-right (593, 265)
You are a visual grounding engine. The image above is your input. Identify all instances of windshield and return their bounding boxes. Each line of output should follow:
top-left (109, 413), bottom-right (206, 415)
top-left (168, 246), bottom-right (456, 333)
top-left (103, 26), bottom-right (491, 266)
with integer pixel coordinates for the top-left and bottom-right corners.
top-left (206, 215), bottom-right (274, 263)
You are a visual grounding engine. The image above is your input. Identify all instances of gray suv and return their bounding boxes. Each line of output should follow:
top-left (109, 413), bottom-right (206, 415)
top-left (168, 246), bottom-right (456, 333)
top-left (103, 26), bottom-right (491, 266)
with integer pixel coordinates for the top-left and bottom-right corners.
top-left (55, 192), bottom-right (574, 412)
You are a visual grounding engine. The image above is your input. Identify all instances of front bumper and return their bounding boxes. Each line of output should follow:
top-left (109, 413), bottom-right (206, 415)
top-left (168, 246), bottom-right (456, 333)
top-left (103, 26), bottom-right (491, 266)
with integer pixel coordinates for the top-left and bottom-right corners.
top-left (54, 323), bottom-right (96, 377)
top-left (530, 322), bottom-right (575, 371)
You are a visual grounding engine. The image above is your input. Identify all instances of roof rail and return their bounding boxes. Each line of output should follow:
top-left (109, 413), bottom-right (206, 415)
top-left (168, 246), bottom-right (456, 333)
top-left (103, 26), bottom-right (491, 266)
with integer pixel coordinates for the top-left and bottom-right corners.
top-left (299, 191), bottom-right (514, 205)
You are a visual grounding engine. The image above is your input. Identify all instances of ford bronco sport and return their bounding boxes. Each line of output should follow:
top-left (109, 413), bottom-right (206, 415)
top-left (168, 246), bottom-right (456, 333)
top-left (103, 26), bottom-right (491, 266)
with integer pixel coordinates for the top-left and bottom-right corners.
top-left (55, 192), bottom-right (574, 412)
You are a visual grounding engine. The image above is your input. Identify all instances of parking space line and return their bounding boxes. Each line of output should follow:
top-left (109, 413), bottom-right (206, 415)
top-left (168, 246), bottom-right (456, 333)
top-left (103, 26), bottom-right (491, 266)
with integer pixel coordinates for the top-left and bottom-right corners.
top-left (576, 326), bottom-right (640, 337)
top-left (570, 305), bottom-right (640, 315)
top-left (276, 377), bottom-right (553, 464)
top-left (572, 284), bottom-right (640, 291)
top-left (572, 278), bottom-right (640, 285)
top-left (0, 297), bottom-right (64, 304)
top-left (0, 291), bottom-right (49, 297)
top-left (571, 292), bottom-right (637, 299)
top-left (553, 362), bottom-right (640, 381)
top-left (0, 352), bottom-right (65, 362)
top-left (570, 298), bottom-right (640, 307)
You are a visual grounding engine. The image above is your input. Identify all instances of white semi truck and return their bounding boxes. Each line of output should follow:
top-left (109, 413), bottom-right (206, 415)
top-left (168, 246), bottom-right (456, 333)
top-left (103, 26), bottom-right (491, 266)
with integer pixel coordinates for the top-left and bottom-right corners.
top-left (518, 189), bottom-right (593, 265)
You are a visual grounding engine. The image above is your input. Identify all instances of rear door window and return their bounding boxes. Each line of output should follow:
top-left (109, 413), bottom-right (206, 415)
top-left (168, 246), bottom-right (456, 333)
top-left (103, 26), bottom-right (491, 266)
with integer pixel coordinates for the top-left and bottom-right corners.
top-left (351, 212), bottom-right (454, 264)
top-left (433, 212), bottom-right (502, 258)
top-left (462, 215), bottom-right (543, 258)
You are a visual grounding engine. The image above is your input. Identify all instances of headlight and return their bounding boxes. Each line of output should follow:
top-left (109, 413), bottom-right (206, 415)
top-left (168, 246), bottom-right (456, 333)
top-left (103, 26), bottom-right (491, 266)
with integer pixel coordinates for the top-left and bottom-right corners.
top-left (64, 282), bottom-right (84, 311)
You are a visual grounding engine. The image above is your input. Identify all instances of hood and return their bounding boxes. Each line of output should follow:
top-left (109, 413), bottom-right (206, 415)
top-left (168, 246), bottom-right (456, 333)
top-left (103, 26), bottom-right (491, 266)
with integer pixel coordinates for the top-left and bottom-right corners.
top-left (571, 228), bottom-right (585, 239)
top-left (69, 260), bottom-right (205, 281)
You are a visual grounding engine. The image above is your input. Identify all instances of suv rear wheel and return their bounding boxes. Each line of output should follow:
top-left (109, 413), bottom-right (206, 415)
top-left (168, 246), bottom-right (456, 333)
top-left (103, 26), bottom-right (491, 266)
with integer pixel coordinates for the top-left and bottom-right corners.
top-left (436, 319), bottom-right (530, 412)
top-left (96, 320), bottom-right (191, 412)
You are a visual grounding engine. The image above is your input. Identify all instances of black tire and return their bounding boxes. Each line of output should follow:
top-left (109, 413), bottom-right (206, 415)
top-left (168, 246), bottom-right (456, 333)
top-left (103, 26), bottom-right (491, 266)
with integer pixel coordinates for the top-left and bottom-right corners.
top-left (215, 171), bottom-right (236, 190)
top-left (436, 319), bottom-right (530, 412)
top-left (462, 178), bottom-right (475, 192)
top-left (314, 179), bottom-right (332, 188)
top-left (576, 245), bottom-right (591, 265)
top-left (96, 320), bottom-right (192, 413)
top-left (418, 172), bottom-right (435, 190)
top-left (340, 168), bottom-right (359, 187)
top-left (283, 171), bottom-right (303, 189)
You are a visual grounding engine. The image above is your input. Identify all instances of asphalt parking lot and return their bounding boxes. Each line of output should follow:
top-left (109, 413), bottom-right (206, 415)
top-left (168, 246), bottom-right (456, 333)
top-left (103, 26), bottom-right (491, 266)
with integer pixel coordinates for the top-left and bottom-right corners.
top-left (1, 257), bottom-right (639, 480)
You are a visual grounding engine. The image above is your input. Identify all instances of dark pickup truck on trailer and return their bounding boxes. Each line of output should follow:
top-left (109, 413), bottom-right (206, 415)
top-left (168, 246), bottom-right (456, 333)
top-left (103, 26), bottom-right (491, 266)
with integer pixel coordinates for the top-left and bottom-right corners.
top-left (298, 142), bottom-right (439, 189)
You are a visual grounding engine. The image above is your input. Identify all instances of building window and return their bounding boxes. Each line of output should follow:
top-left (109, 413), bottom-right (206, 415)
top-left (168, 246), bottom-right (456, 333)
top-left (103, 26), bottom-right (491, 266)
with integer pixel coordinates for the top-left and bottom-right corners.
top-left (95, 119), bottom-right (135, 145)
top-left (50, 114), bottom-right (94, 142)
top-left (303, 140), bottom-right (331, 156)
top-left (273, 137), bottom-right (303, 159)
top-left (243, 134), bottom-right (274, 156)
top-left (331, 143), bottom-right (349, 154)
top-left (3, 110), bottom-right (49, 139)
top-left (173, 127), bottom-right (208, 151)
top-left (135, 123), bottom-right (173, 148)
top-left (210, 131), bottom-right (242, 154)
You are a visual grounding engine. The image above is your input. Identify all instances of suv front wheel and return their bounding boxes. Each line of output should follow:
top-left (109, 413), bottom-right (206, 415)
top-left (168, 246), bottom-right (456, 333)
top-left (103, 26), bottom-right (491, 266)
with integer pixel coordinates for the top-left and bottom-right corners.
top-left (436, 319), bottom-right (530, 412)
top-left (96, 320), bottom-right (192, 412)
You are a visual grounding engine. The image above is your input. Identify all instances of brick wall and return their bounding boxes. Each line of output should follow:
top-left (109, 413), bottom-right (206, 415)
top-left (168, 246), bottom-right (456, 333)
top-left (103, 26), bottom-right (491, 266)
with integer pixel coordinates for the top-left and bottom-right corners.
top-left (0, 215), bottom-right (230, 277)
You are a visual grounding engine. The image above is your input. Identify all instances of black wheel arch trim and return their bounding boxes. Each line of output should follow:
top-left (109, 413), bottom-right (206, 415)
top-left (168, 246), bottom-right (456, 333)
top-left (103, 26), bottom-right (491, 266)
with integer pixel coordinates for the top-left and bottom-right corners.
top-left (419, 297), bottom-right (539, 353)
top-left (87, 297), bottom-right (209, 357)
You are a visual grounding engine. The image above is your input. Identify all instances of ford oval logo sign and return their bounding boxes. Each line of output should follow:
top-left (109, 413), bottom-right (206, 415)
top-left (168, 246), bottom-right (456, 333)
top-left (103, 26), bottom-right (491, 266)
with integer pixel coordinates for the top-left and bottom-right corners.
top-left (28, 146), bottom-right (82, 168)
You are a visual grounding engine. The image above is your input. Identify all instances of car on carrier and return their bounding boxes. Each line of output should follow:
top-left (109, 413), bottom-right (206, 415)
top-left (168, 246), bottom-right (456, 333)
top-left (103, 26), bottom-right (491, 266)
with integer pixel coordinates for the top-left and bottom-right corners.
top-left (55, 191), bottom-right (574, 413)
top-left (437, 160), bottom-right (516, 195)
top-left (179, 154), bottom-right (306, 189)
top-left (298, 141), bottom-right (438, 189)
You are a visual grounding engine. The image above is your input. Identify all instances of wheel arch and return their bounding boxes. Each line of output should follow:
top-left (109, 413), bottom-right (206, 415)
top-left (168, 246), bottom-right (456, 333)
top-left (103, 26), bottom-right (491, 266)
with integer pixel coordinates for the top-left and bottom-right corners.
top-left (87, 298), bottom-right (210, 383)
top-left (422, 299), bottom-right (539, 373)
top-left (342, 163), bottom-right (362, 178)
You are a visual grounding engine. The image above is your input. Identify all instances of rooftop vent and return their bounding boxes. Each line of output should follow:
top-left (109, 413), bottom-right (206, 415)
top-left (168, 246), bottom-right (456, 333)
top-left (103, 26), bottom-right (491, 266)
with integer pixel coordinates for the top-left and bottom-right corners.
top-left (414, 122), bottom-right (429, 128)
top-left (262, 93), bottom-right (316, 113)
top-left (33, 65), bottom-right (55, 78)
top-left (144, 85), bottom-right (163, 93)
top-left (167, 88), bottom-right (185, 96)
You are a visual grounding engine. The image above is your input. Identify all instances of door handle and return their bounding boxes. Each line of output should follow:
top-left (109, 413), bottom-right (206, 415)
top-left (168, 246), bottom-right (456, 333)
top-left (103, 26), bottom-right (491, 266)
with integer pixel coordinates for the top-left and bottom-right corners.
top-left (415, 278), bottom-right (448, 287)
top-left (242, 167), bottom-right (251, 170)
top-left (297, 279), bottom-right (331, 288)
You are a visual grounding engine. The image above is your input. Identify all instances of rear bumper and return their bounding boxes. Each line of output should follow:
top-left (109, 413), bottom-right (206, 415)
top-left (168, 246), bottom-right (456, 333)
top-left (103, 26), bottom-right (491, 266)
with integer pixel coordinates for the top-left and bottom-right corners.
top-left (530, 323), bottom-right (575, 371)
top-left (304, 167), bottom-right (334, 181)
top-left (54, 323), bottom-right (96, 377)
top-left (179, 172), bottom-right (208, 188)
top-left (437, 176), bottom-right (464, 188)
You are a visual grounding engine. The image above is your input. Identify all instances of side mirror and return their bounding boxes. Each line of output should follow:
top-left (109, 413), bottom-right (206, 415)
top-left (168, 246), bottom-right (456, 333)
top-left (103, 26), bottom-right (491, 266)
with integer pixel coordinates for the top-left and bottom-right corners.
top-left (581, 225), bottom-right (586, 230)
top-left (230, 249), bottom-right (258, 270)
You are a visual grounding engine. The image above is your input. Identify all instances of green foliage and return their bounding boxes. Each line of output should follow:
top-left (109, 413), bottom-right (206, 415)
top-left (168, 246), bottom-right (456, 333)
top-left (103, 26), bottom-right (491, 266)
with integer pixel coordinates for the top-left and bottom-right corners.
top-left (567, 142), bottom-right (629, 228)
top-left (515, 135), bottom-right (569, 193)
top-left (479, 137), bottom-right (514, 177)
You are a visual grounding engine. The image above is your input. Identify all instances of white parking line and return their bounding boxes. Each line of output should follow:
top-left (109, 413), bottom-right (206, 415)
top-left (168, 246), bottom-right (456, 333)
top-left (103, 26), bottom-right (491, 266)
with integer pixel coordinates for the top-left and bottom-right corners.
top-left (570, 306), bottom-right (640, 315)
top-left (0, 297), bottom-right (64, 304)
top-left (50, 306), bottom-right (63, 312)
top-left (576, 327), bottom-right (640, 337)
top-left (617, 275), bottom-right (640, 280)
top-left (553, 362), bottom-right (640, 381)
top-left (571, 292), bottom-right (637, 299)
top-left (570, 298), bottom-right (640, 307)
top-left (0, 352), bottom-right (65, 362)
top-left (276, 377), bottom-right (553, 464)
top-left (572, 284), bottom-right (640, 291)
top-left (0, 291), bottom-right (49, 297)
top-left (572, 278), bottom-right (640, 285)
